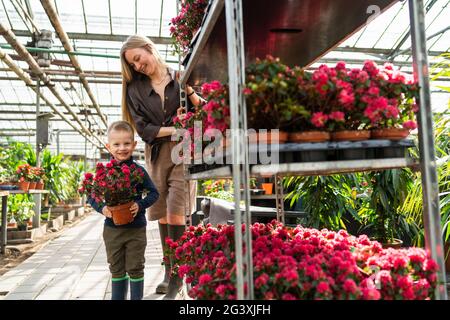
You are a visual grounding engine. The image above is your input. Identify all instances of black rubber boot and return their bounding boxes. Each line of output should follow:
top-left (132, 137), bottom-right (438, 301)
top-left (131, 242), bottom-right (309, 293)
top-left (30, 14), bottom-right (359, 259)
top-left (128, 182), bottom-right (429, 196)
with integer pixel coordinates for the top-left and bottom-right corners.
top-left (130, 278), bottom-right (144, 300)
top-left (155, 222), bottom-right (170, 294)
top-left (111, 276), bottom-right (129, 300)
top-left (163, 224), bottom-right (185, 300)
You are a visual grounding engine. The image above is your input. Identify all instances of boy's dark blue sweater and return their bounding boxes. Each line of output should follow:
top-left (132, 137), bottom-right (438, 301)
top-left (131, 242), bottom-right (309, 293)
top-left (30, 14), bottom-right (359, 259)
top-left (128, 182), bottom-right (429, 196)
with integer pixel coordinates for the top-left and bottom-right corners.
top-left (87, 157), bottom-right (159, 228)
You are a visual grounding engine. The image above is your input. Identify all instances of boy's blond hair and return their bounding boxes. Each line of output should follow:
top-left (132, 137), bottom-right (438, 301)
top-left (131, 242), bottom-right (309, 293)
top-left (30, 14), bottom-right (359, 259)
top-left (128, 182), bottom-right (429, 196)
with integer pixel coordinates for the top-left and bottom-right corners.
top-left (107, 120), bottom-right (135, 140)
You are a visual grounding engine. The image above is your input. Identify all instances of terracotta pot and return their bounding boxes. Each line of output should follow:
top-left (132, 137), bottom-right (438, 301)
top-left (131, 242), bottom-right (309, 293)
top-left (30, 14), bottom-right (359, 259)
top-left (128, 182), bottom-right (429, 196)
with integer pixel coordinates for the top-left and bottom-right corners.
top-left (288, 131), bottom-right (330, 143)
top-left (261, 183), bottom-right (273, 195)
top-left (331, 130), bottom-right (371, 141)
top-left (17, 180), bottom-right (30, 191)
top-left (249, 131), bottom-right (288, 144)
top-left (371, 128), bottom-right (410, 140)
top-left (28, 181), bottom-right (37, 189)
top-left (108, 201), bottom-right (135, 226)
top-left (35, 181), bottom-right (44, 190)
top-left (7, 222), bottom-right (17, 228)
top-left (381, 238), bottom-right (403, 249)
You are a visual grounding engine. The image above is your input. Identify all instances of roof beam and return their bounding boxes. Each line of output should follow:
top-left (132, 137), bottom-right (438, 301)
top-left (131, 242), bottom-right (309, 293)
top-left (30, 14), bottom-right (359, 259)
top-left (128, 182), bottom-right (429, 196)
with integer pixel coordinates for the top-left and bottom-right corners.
top-left (387, 0), bottom-right (439, 59)
top-left (334, 46), bottom-right (446, 57)
top-left (0, 45), bottom-right (103, 149)
top-left (41, 0), bottom-right (108, 128)
top-left (0, 76), bottom-right (122, 84)
top-left (0, 102), bottom-right (120, 108)
top-left (0, 23), bottom-right (100, 136)
top-left (11, 29), bottom-right (172, 44)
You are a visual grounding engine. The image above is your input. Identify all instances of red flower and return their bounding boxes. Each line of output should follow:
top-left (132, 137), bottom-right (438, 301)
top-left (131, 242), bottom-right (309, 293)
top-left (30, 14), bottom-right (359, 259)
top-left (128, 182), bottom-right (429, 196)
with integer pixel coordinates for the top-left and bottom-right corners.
top-left (79, 159), bottom-right (144, 206)
top-left (311, 112), bottom-right (329, 128)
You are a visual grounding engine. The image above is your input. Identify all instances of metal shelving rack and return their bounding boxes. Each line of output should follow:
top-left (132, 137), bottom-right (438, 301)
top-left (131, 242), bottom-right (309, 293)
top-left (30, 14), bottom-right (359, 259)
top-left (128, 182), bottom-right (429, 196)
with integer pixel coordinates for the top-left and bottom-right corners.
top-left (179, 0), bottom-right (447, 300)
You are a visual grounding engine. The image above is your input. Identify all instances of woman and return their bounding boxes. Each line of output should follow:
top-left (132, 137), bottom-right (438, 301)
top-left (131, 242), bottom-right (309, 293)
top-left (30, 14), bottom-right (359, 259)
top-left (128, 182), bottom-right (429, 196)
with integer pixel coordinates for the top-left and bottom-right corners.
top-left (120, 35), bottom-right (202, 300)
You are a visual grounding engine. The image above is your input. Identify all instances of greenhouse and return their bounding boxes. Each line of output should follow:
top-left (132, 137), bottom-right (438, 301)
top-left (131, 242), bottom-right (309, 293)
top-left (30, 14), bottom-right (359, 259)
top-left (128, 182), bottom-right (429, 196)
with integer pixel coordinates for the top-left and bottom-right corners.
top-left (0, 0), bottom-right (449, 303)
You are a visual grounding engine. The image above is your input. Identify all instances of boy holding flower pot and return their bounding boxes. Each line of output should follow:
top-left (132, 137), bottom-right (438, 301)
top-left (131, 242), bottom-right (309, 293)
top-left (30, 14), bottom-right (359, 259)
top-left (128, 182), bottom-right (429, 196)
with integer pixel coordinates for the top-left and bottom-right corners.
top-left (85, 121), bottom-right (159, 300)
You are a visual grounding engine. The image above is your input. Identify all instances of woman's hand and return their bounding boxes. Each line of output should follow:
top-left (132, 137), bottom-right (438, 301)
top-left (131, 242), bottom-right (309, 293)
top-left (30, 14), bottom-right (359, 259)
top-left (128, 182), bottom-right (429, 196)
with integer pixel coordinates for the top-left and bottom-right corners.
top-left (186, 84), bottom-right (195, 96)
top-left (177, 106), bottom-right (186, 115)
top-left (177, 106), bottom-right (186, 121)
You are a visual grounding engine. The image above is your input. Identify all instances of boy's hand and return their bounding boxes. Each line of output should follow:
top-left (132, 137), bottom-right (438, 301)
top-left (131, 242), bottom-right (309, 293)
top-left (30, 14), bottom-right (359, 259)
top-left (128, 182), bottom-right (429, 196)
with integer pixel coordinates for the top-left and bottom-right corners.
top-left (102, 206), bottom-right (112, 218)
top-left (130, 202), bottom-right (139, 217)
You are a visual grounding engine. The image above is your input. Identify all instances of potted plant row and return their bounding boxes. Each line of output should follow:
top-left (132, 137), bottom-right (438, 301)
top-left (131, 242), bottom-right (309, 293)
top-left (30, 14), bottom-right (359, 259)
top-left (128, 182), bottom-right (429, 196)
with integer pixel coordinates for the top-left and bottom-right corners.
top-left (15, 164), bottom-right (46, 191)
top-left (244, 56), bottom-right (419, 143)
top-left (175, 57), bottom-right (418, 156)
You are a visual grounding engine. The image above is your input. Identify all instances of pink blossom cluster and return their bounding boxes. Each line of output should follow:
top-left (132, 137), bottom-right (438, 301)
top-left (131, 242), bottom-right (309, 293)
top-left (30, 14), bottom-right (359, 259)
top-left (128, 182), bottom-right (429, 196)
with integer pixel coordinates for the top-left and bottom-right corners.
top-left (166, 220), bottom-right (437, 300)
top-left (78, 159), bottom-right (144, 206)
top-left (169, 0), bottom-right (208, 55)
top-left (201, 81), bottom-right (230, 134)
top-left (306, 61), bottom-right (419, 131)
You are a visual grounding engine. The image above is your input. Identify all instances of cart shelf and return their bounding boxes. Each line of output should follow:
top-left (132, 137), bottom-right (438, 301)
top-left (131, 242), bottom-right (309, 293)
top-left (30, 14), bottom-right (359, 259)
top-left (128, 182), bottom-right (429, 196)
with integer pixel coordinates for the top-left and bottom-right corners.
top-left (180, 0), bottom-right (398, 86)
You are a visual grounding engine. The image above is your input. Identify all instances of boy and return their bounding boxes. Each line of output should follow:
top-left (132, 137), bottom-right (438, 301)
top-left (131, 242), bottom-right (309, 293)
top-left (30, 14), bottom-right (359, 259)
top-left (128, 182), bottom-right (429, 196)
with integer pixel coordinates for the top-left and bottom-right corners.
top-left (88, 120), bottom-right (159, 300)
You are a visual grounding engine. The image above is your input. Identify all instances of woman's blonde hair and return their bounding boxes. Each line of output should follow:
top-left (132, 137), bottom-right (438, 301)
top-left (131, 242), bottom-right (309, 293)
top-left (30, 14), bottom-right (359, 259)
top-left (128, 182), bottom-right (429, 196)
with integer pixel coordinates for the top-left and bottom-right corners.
top-left (120, 35), bottom-right (168, 129)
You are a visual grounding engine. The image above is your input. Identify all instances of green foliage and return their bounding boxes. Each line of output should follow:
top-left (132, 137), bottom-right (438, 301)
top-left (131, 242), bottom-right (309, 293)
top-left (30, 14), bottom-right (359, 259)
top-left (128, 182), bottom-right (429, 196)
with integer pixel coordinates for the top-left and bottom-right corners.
top-left (0, 139), bottom-right (35, 177)
top-left (358, 169), bottom-right (419, 244)
top-left (283, 174), bottom-right (361, 231)
top-left (401, 114), bottom-right (450, 246)
top-left (200, 179), bottom-right (234, 202)
top-left (400, 53), bottom-right (450, 246)
top-left (7, 194), bottom-right (35, 225)
top-left (1, 139), bottom-right (87, 205)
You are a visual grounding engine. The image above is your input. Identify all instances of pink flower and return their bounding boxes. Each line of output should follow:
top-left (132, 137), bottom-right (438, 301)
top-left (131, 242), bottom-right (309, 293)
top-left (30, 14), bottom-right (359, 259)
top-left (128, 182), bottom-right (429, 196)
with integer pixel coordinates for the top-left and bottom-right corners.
top-left (329, 111), bottom-right (345, 122)
top-left (343, 279), bottom-right (358, 294)
top-left (317, 281), bottom-right (330, 293)
top-left (339, 89), bottom-right (355, 107)
top-left (402, 120), bottom-right (417, 130)
top-left (311, 112), bottom-right (329, 128)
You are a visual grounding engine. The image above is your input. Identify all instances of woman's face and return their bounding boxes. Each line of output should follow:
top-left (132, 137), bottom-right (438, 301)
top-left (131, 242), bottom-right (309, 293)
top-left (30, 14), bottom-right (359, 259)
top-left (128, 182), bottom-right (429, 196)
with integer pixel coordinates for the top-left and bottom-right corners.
top-left (124, 47), bottom-right (157, 77)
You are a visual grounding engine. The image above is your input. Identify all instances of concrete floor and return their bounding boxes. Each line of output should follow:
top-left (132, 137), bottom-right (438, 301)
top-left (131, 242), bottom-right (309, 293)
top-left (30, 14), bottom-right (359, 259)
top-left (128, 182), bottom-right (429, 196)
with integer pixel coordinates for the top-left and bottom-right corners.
top-left (0, 212), bottom-right (172, 300)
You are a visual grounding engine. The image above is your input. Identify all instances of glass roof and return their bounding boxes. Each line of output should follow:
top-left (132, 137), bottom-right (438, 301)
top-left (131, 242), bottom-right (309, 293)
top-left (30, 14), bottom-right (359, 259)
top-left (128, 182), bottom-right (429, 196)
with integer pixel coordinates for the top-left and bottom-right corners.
top-left (0, 0), bottom-right (449, 156)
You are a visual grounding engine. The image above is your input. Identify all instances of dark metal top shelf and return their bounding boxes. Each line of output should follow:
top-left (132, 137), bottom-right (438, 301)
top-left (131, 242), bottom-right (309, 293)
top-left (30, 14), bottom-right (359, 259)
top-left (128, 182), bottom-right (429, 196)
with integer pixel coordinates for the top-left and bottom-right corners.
top-left (180, 0), bottom-right (398, 85)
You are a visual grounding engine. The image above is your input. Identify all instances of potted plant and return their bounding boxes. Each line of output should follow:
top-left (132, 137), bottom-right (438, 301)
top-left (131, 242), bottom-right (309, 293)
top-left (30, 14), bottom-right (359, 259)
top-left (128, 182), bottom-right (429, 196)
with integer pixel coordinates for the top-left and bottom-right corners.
top-left (7, 194), bottom-right (35, 231)
top-left (169, 0), bottom-right (208, 55)
top-left (16, 163), bottom-right (31, 191)
top-left (356, 169), bottom-right (418, 247)
top-left (30, 167), bottom-right (46, 190)
top-left (358, 61), bottom-right (419, 140)
top-left (79, 159), bottom-right (145, 225)
top-left (245, 55), bottom-right (307, 143)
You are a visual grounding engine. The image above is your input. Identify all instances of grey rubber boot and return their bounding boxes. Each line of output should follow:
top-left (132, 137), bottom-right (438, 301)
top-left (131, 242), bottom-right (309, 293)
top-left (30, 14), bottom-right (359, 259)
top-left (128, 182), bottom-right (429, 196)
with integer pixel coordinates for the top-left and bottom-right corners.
top-left (163, 224), bottom-right (185, 300)
top-left (155, 222), bottom-right (170, 294)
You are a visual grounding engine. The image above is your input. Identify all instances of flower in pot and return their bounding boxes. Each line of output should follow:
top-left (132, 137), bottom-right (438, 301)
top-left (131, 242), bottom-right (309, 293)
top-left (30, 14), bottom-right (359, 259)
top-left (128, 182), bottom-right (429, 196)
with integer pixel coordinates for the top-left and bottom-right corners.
top-left (29, 167), bottom-right (46, 189)
top-left (15, 163), bottom-right (31, 191)
top-left (358, 61), bottom-right (419, 139)
top-left (169, 0), bottom-right (209, 55)
top-left (79, 159), bottom-right (145, 225)
top-left (173, 80), bottom-right (230, 160)
top-left (245, 56), bottom-right (307, 143)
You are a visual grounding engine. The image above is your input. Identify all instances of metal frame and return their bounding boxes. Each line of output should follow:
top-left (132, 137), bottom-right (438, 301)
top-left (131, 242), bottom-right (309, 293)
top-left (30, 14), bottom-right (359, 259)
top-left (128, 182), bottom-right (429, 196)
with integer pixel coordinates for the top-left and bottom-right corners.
top-left (408, 0), bottom-right (447, 300)
top-left (178, 0), bottom-right (448, 301)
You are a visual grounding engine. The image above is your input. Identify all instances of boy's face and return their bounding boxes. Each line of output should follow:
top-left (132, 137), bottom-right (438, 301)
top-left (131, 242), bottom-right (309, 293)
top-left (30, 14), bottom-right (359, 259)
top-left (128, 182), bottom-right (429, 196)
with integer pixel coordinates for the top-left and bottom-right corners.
top-left (106, 130), bottom-right (137, 162)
